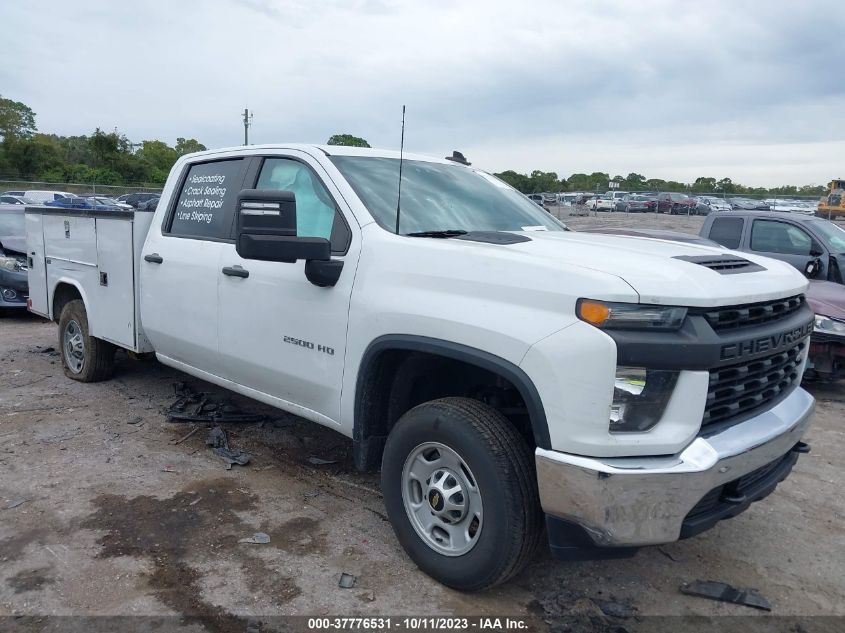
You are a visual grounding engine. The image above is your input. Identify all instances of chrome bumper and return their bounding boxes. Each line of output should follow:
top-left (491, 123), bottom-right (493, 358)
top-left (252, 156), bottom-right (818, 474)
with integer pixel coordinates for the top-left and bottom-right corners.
top-left (536, 387), bottom-right (814, 547)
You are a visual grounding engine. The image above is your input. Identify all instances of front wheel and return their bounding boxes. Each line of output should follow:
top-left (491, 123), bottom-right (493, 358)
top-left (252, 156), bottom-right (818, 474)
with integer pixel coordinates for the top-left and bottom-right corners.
top-left (58, 299), bottom-right (115, 382)
top-left (381, 397), bottom-right (542, 591)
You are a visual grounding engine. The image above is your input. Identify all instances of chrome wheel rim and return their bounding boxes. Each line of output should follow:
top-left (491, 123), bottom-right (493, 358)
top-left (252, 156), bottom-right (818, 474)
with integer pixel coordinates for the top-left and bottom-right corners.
top-left (63, 319), bottom-right (85, 374)
top-left (401, 442), bottom-right (483, 556)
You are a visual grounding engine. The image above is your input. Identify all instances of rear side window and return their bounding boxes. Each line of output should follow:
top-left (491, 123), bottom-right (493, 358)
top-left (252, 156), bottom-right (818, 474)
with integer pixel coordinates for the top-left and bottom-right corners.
top-left (167, 159), bottom-right (245, 239)
top-left (708, 217), bottom-right (743, 249)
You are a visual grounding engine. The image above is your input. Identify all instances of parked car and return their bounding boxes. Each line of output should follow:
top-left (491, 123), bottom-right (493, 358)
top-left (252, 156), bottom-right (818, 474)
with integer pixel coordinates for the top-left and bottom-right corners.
top-left (700, 211), bottom-right (845, 285)
top-left (116, 192), bottom-right (161, 208)
top-left (0, 203), bottom-right (27, 314)
top-left (765, 199), bottom-right (816, 216)
top-left (693, 196), bottom-right (731, 215)
top-left (729, 197), bottom-right (770, 211)
top-left (26, 143), bottom-right (814, 590)
top-left (527, 194), bottom-right (545, 207)
top-left (657, 192), bottom-right (695, 214)
top-left (0, 195), bottom-right (36, 205)
top-left (138, 196), bottom-right (161, 211)
top-left (45, 197), bottom-right (122, 211)
top-left (614, 194), bottom-right (656, 213)
top-left (1, 190), bottom-right (73, 203)
top-left (81, 195), bottom-right (133, 210)
top-left (541, 193), bottom-right (558, 205)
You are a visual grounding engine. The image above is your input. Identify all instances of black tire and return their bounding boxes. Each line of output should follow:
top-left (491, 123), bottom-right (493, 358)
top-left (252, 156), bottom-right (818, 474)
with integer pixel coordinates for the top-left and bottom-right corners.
top-left (381, 397), bottom-right (542, 591)
top-left (58, 299), bottom-right (115, 382)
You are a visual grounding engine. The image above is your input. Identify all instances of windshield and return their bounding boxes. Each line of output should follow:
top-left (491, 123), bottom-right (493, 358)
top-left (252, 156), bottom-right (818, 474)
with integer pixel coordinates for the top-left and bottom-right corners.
top-left (330, 156), bottom-right (564, 234)
top-left (808, 220), bottom-right (845, 252)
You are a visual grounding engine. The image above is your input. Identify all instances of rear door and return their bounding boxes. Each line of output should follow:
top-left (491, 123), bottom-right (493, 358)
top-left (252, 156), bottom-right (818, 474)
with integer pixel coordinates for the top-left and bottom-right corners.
top-left (217, 151), bottom-right (359, 425)
top-left (705, 215), bottom-right (745, 249)
top-left (140, 157), bottom-right (248, 375)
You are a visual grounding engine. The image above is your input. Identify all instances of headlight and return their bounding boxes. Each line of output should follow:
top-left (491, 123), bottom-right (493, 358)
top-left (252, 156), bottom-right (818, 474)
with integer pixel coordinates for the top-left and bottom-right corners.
top-left (610, 367), bottom-right (679, 433)
top-left (578, 299), bottom-right (688, 330)
top-left (815, 315), bottom-right (845, 334)
top-left (0, 256), bottom-right (23, 272)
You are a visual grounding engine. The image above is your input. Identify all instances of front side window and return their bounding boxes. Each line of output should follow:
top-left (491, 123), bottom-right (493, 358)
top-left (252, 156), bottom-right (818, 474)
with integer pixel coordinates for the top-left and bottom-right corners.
top-left (330, 156), bottom-right (563, 234)
top-left (751, 220), bottom-right (817, 256)
top-left (709, 217), bottom-right (743, 249)
top-left (168, 159), bottom-right (245, 239)
top-left (255, 158), bottom-right (349, 252)
top-left (808, 220), bottom-right (845, 252)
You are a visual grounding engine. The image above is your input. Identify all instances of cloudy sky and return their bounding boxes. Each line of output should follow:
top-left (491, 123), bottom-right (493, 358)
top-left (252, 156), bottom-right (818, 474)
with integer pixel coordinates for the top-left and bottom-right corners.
top-left (2, 0), bottom-right (844, 186)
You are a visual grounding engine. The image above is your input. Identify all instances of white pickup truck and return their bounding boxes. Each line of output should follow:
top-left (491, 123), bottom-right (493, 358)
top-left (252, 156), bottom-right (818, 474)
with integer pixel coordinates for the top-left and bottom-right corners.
top-left (25, 145), bottom-right (815, 590)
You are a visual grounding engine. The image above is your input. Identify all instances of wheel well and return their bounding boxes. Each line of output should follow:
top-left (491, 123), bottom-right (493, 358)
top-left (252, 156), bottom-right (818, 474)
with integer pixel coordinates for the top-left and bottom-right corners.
top-left (52, 283), bottom-right (82, 323)
top-left (354, 342), bottom-right (548, 471)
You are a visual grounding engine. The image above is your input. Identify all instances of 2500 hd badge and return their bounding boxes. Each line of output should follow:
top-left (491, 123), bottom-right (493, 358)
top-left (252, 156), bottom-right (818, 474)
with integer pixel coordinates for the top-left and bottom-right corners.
top-left (283, 335), bottom-right (335, 356)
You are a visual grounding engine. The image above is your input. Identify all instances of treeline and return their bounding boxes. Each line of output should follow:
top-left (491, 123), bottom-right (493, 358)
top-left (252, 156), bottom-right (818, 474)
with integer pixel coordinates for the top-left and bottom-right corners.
top-left (495, 170), bottom-right (827, 197)
top-left (0, 95), bottom-right (205, 186)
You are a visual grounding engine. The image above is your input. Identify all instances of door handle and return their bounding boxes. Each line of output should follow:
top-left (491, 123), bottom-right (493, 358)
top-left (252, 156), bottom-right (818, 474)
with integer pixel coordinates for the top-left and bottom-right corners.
top-left (222, 265), bottom-right (249, 278)
top-left (144, 253), bottom-right (163, 264)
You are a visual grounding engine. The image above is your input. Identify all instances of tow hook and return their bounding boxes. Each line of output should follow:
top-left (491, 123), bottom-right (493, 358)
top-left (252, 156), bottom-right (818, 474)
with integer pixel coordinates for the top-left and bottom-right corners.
top-left (792, 441), bottom-right (811, 454)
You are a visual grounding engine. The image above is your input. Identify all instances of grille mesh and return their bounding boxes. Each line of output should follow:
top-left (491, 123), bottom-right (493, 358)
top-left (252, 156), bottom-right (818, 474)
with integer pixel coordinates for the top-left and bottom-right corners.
top-left (703, 295), bottom-right (805, 331)
top-left (702, 342), bottom-right (805, 428)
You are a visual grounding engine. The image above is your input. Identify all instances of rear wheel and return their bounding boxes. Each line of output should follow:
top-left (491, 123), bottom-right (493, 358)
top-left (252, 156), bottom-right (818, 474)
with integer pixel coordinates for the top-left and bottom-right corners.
top-left (58, 299), bottom-right (115, 382)
top-left (381, 397), bottom-right (542, 591)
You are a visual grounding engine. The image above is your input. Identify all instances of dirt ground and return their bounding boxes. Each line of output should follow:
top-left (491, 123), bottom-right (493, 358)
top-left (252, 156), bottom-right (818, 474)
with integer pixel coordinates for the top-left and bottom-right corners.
top-left (1, 212), bottom-right (844, 632)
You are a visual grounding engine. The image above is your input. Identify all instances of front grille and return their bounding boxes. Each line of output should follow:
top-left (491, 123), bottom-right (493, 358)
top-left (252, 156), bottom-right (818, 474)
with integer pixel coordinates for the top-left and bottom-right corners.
top-left (702, 342), bottom-right (805, 428)
top-left (703, 295), bottom-right (805, 331)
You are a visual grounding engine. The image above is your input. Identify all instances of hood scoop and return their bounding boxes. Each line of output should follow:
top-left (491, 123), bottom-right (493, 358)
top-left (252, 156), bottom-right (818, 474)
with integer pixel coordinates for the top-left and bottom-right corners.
top-left (673, 254), bottom-right (765, 274)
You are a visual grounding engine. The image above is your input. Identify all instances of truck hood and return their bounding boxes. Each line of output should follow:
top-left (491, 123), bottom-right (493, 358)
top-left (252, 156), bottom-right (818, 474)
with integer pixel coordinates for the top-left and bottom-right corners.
top-left (471, 230), bottom-right (809, 307)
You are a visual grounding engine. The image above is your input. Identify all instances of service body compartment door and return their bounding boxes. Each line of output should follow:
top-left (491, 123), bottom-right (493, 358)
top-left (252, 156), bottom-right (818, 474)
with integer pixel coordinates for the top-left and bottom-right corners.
top-left (24, 211), bottom-right (48, 316)
top-left (43, 214), bottom-right (99, 323)
top-left (93, 217), bottom-right (135, 347)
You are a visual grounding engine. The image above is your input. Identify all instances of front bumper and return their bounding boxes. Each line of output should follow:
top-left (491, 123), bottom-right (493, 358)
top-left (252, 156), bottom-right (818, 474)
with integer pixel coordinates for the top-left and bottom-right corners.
top-left (536, 386), bottom-right (814, 547)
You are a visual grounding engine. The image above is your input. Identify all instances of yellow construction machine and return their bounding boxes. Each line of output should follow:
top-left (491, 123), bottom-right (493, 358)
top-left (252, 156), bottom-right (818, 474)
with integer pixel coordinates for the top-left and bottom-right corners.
top-left (818, 179), bottom-right (845, 218)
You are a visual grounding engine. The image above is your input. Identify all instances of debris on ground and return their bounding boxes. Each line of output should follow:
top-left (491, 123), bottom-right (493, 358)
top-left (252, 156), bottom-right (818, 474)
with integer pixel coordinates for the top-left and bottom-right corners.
top-left (172, 426), bottom-right (199, 445)
top-left (360, 591), bottom-right (375, 602)
top-left (238, 532), bottom-right (271, 544)
top-left (680, 580), bottom-right (772, 611)
top-left (338, 573), bottom-right (356, 588)
top-left (127, 416), bottom-right (142, 425)
top-left (594, 598), bottom-right (636, 618)
top-left (3, 499), bottom-right (30, 510)
top-left (658, 546), bottom-right (686, 562)
top-left (205, 426), bottom-right (251, 469)
top-left (167, 382), bottom-right (266, 424)
top-left (308, 456), bottom-right (337, 466)
top-left (303, 491), bottom-right (322, 499)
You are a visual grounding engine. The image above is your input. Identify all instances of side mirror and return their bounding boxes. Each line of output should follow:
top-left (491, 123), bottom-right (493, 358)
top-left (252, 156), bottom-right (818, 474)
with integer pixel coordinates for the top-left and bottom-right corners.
top-left (235, 189), bottom-right (330, 263)
top-left (805, 258), bottom-right (822, 278)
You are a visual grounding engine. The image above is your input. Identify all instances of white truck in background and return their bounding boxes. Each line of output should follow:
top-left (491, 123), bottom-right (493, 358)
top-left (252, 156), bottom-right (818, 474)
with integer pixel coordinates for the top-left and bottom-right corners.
top-left (26, 144), bottom-right (815, 590)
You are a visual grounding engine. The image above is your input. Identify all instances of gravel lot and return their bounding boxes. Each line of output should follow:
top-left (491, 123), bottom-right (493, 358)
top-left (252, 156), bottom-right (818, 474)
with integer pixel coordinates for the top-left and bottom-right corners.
top-left (1, 212), bottom-right (843, 632)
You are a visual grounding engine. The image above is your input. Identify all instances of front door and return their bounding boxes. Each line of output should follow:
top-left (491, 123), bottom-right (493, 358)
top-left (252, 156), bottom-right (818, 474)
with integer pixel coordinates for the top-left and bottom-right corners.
top-left (217, 152), bottom-right (359, 426)
top-left (749, 218), bottom-right (827, 278)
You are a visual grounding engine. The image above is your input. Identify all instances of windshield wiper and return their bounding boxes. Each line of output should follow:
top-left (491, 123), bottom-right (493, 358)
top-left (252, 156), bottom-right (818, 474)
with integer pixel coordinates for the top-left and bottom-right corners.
top-left (406, 230), bottom-right (468, 238)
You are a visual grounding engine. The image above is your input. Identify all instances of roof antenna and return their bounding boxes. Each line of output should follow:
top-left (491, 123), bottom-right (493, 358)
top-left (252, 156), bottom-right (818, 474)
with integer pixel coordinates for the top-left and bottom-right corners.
top-left (395, 105), bottom-right (406, 235)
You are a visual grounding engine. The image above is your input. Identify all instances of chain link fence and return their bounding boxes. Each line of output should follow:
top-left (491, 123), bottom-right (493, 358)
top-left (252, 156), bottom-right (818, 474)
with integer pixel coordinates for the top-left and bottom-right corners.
top-left (0, 178), bottom-right (163, 198)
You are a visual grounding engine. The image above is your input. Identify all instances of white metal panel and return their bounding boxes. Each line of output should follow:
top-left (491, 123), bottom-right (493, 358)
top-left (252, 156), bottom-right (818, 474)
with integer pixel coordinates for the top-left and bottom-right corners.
top-left (24, 212), bottom-right (48, 316)
top-left (43, 215), bottom-right (97, 265)
top-left (92, 218), bottom-right (135, 347)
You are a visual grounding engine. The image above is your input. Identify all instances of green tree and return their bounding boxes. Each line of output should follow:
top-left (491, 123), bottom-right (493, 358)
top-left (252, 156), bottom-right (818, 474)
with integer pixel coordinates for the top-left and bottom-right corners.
top-left (175, 137), bottom-right (207, 156)
top-left (327, 133), bottom-right (370, 148)
top-left (0, 95), bottom-right (37, 141)
top-left (692, 177), bottom-right (716, 192)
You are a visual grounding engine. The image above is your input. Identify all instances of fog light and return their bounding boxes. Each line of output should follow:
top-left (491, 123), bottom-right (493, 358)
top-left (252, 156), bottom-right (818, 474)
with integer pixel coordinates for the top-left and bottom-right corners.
top-left (2, 287), bottom-right (18, 301)
top-left (610, 367), bottom-right (679, 433)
